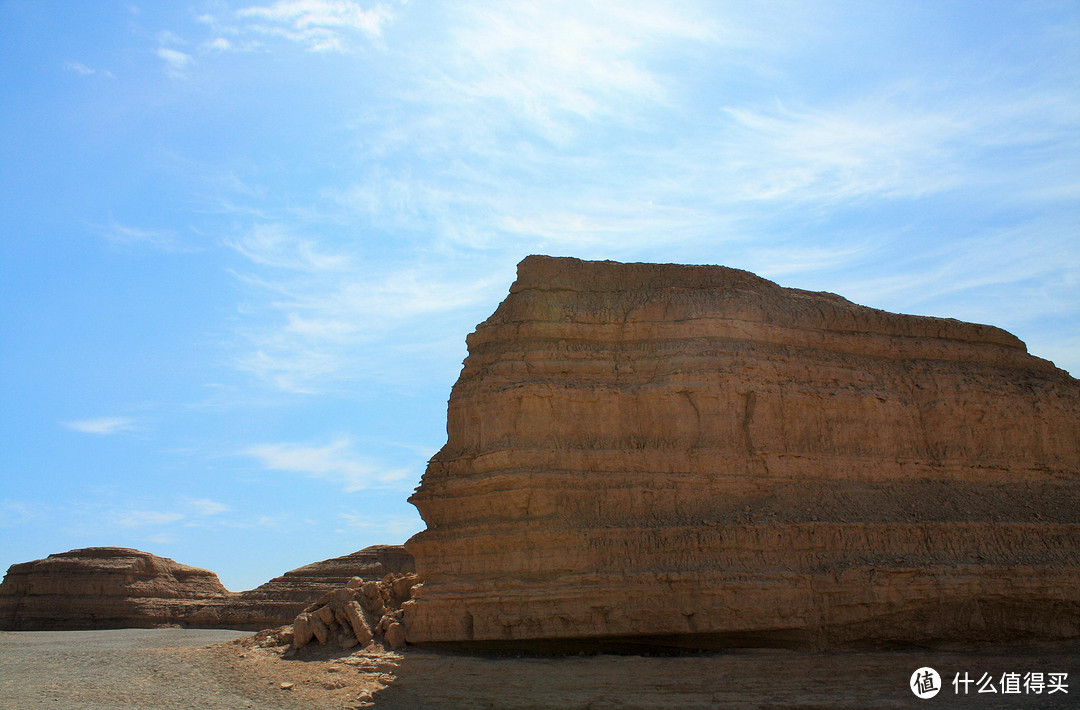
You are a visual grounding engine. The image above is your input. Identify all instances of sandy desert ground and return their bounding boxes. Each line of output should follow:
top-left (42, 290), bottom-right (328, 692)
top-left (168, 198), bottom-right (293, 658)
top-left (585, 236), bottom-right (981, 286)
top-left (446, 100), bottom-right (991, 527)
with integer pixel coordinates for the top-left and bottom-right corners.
top-left (0, 628), bottom-right (1076, 709)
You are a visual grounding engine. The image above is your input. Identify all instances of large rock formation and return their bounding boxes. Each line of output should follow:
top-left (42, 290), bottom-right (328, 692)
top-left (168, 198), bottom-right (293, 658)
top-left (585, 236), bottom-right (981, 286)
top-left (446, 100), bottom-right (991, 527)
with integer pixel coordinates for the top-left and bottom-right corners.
top-left (0, 547), bottom-right (229, 630)
top-left (188, 545), bottom-right (414, 630)
top-left (405, 255), bottom-right (1080, 650)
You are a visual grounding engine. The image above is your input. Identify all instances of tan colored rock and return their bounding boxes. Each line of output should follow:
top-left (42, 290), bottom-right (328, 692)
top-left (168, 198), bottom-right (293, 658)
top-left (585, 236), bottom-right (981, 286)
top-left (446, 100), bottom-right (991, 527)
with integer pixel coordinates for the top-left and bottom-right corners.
top-left (290, 573), bottom-right (419, 651)
top-left (292, 612), bottom-right (314, 647)
top-left (342, 600), bottom-right (374, 646)
top-left (0, 547), bottom-right (229, 630)
top-left (391, 575), bottom-right (414, 602)
top-left (187, 545), bottom-right (413, 630)
top-left (310, 614), bottom-right (330, 645)
top-left (359, 581), bottom-right (385, 616)
top-left (314, 604), bottom-right (336, 628)
top-left (384, 622), bottom-right (407, 649)
top-left (405, 256), bottom-right (1080, 649)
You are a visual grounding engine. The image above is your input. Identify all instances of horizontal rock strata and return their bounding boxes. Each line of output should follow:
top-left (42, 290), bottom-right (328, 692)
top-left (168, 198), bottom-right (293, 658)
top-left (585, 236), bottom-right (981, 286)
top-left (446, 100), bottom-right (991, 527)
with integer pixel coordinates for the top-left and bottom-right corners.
top-left (188, 545), bottom-right (415, 630)
top-left (0, 547), bottom-right (229, 630)
top-left (405, 255), bottom-right (1080, 650)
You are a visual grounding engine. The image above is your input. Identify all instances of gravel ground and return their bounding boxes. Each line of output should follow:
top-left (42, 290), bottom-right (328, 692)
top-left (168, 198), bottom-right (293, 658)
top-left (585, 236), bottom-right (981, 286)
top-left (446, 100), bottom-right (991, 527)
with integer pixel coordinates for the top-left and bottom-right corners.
top-left (0, 629), bottom-right (278, 710)
top-left (1, 629), bottom-right (1077, 709)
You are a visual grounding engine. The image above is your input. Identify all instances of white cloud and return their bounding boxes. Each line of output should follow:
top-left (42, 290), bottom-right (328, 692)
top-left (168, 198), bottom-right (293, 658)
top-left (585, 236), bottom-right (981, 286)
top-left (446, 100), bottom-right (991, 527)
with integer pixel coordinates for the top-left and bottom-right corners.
top-left (63, 61), bottom-right (115, 79)
top-left (157, 29), bottom-right (186, 46)
top-left (101, 219), bottom-right (181, 250)
top-left (205, 37), bottom-right (233, 52)
top-left (236, 0), bottom-right (396, 51)
top-left (187, 498), bottom-right (230, 516)
top-left (427, 1), bottom-right (719, 141)
top-left (199, 0), bottom-right (1078, 388)
top-left (63, 61), bottom-right (96, 76)
top-left (62, 417), bottom-right (136, 435)
top-left (226, 224), bottom-right (351, 271)
top-left (240, 437), bottom-right (411, 491)
top-left (157, 47), bottom-right (193, 78)
top-left (718, 100), bottom-right (970, 202)
top-left (226, 218), bottom-right (510, 392)
top-left (337, 511), bottom-right (424, 539)
top-left (115, 510), bottom-right (185, 527)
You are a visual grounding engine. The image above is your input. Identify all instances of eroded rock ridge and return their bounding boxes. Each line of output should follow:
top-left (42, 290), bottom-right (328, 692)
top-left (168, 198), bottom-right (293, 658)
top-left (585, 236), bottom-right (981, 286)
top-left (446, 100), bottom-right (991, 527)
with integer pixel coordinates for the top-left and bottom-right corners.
top-left (189, 545), bottom-right (414, 630)
top-left (405, 255), bottom-right (1080, 649)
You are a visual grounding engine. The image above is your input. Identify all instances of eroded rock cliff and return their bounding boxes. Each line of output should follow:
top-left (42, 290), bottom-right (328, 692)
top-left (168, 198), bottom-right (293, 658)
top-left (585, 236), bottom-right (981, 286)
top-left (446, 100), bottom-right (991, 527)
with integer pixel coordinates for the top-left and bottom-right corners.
top-left (405, 255), bottom-right (1080, 650)
top-left (0, 547), bottom-right (229, 630)
top-left (188, 545), bottom-right (414, 630)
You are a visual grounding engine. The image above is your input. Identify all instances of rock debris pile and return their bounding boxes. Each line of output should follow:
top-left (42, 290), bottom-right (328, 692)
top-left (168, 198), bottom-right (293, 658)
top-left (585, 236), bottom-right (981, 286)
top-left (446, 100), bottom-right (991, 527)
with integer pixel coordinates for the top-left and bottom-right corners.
top-left (291, 573), bottom-right (418, 652)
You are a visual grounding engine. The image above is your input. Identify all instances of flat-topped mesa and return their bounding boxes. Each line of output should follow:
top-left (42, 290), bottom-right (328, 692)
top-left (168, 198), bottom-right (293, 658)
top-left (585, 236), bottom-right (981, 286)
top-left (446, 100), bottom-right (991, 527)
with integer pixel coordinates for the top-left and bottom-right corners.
top-left (405, 255), bottom-right (1080, 651)
top-left (188, 545), bottom-right (415, 630)
top-left (0, 547), bottom-right (229, 631)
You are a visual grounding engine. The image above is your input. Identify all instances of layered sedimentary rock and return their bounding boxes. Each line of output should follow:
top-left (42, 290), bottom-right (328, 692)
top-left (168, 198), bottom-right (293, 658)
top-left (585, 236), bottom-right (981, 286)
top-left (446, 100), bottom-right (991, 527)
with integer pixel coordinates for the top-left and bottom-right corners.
top-left (188, 545), bottom-right (414, 630)
top-left (0, 547), bottom-right (229, 630)
top-left (405, 255), bottom-right (1080, 649)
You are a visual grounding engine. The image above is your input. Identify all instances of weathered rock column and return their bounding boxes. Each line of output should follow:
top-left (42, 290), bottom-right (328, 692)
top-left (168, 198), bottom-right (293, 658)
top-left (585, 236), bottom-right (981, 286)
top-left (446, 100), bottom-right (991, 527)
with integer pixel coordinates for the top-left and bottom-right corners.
top-left (405, 256), bottom-right (1080, 649)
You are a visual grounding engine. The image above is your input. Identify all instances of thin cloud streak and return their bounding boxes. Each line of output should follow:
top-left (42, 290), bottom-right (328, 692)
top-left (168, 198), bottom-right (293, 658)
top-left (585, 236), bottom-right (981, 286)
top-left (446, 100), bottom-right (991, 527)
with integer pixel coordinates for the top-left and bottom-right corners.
top-left (240, 437), bottom-right (411, 491)
top-left (235, 0), bottom-right (398, 52)
top-left (62, 417), bottom-right (137, 435)
top-left (228, 232), bottom-right (511, 392)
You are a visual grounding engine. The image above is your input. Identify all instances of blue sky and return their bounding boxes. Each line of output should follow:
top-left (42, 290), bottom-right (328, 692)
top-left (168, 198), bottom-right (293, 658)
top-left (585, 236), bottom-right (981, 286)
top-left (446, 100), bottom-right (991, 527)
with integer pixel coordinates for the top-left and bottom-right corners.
top-left (1, 1), bottom-right (1077, 592)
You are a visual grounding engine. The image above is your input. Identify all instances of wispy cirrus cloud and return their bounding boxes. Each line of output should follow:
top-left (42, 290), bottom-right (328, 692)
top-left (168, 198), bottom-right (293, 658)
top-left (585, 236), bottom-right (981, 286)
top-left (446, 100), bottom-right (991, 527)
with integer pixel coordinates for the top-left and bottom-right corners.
top-left (62, 417), bottom-right (137, 435)
top-left (110, 498), bottom-right (231, 528)
top-left (240, 437), bottom-right (411, 492)
top-left (194, 1), bottom-right (1079, 384)
top-left (226, 224), bottom-right (351, 271)
top-left (411, 1), bottom-right (723, 148)
top-left (63, 61), bottom-right (95, 76)
top-left (100, 218), bottom-right (183, 251)
top-left (226, 220), bottom-right (509, 392)
top-left (236, 0), bottom-right (398, 52)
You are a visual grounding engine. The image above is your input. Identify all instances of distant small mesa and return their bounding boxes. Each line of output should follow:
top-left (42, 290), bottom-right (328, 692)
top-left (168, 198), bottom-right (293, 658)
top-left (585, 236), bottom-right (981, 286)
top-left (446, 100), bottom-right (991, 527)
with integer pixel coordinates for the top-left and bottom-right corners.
top-left (404, 255), bottom-right (1080, 650)
top-left (0, 547), bottom-right (228, 631)
top-left (0, 545), bottom-right (413, 631)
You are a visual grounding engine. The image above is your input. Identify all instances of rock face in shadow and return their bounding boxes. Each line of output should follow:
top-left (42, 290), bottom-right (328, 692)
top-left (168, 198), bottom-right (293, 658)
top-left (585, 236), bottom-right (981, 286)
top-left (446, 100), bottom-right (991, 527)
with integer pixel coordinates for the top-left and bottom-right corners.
top-left (405, 255), bottom-right (1080, 650)
top-left (0, 547), bottom-right (229, 630)
top-left (188, 545), bottom-right (415, 630)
